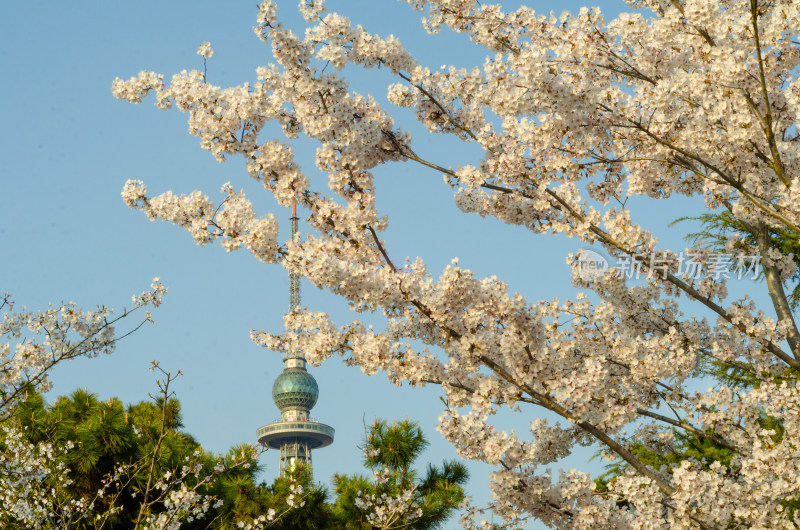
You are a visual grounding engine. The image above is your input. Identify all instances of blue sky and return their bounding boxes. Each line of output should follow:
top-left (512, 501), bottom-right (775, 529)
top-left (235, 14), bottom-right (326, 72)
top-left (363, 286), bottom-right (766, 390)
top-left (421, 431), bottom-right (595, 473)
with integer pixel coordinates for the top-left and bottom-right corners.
top-left (2, 0), bottom-right (771, 526)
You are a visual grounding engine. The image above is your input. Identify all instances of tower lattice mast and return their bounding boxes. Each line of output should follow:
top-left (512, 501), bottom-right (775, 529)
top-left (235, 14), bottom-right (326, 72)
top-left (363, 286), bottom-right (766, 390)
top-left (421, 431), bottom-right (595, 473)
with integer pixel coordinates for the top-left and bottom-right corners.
top-left (288, 204), bottom-right (301, 317)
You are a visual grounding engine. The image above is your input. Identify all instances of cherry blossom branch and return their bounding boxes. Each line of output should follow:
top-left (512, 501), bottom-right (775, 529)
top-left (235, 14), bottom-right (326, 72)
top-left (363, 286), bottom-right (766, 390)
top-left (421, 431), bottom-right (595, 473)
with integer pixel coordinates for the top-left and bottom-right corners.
top-left (393, 139), bottom-right (800, 370)
top-left (435, 371), bottom-right (743, 456)
top-left (134, 362), bottom-right (180, 528)
top-left (365, 222), bottom-right (681, 497)
top-left (0, 281), bottom-right (166, 420)
top-left (396, 72), bottom-right (480, 143)
top-left (477, 354), bottom-right (678, 496)
top-left (591, 29), bottom-right (659, 86)
top-left (667, 0), bottom-right (716, 47)
top-left (384, 65), bottom-right (799, 368)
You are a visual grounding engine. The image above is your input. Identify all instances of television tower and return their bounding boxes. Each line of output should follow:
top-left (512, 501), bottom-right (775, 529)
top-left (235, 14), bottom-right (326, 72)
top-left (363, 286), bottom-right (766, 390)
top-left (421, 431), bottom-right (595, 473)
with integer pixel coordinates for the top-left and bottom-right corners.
top-left (257, 204), bottom-right (334, 477)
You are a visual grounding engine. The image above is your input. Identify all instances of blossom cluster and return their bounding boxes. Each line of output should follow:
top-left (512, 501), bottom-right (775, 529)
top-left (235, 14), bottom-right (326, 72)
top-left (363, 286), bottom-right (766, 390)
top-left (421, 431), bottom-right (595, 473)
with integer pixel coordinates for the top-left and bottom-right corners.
top-left (0, 425), bottom-right (82, 527)
top-left (196, 41), bottom-right (214, 59)
top-left (354, 481), bottom-right (423, 529)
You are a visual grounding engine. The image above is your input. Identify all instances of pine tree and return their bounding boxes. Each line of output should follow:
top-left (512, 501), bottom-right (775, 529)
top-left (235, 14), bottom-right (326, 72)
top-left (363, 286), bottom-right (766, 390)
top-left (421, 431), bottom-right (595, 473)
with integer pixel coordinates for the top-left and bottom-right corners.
top-left (332, 419), bottom-right (468, 530)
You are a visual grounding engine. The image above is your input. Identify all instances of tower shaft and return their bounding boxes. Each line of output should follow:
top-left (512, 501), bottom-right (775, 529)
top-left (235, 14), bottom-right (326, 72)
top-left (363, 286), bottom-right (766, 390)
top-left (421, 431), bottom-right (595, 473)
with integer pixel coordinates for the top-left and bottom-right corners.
top-left (279, 438), bottom-right (312, 478)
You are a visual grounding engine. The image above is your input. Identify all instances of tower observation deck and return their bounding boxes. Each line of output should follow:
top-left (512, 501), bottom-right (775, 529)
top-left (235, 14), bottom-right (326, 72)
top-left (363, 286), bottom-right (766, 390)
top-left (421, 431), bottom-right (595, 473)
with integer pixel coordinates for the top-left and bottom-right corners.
top-left (257, 205), bottom-right (334, 476)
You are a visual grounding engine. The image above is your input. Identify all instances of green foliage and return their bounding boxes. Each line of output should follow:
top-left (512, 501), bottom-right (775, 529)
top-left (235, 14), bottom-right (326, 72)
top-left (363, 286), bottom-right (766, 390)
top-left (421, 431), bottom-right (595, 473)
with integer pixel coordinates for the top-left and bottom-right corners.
top-left (5, 389), bottom-right (466, 529)
top-left (5, 388), bottom-right (212, 528)
top-left (363, 418), bottom-right (428, 486)
top-left (331, 473), bottom-right (374, 530)
top-left (208, 463), bottom-right (332, 530)
top-left (266, 467), bottom-right (333, 530)
top-left (332, 419), bottom-right (469, 530)
top-left (416, 461), bottom-right (470, 527)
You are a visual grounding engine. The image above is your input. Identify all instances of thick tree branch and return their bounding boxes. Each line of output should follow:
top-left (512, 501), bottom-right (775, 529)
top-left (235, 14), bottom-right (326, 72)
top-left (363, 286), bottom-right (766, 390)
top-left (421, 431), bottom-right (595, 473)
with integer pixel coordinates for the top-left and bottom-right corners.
top-left (752, 222), bottom-right (800, 359)
top-left (749, 0), bottom-right (790, 187)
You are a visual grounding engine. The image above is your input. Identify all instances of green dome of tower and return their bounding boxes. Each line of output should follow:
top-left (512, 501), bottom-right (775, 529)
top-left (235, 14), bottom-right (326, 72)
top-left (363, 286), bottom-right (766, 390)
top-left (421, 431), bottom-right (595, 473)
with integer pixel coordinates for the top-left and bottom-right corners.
top-left (272, 369), bottom-right (319, 411)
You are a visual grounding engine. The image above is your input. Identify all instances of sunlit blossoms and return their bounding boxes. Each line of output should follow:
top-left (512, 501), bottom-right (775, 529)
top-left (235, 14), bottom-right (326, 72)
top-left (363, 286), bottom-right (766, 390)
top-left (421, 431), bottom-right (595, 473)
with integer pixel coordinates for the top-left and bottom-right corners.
top-left (197, 41), bottom-right (214, 59)
top-left (0, 425), bottom-right (82, 527)
top-left (115, 0), bottom-right (800, 527)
